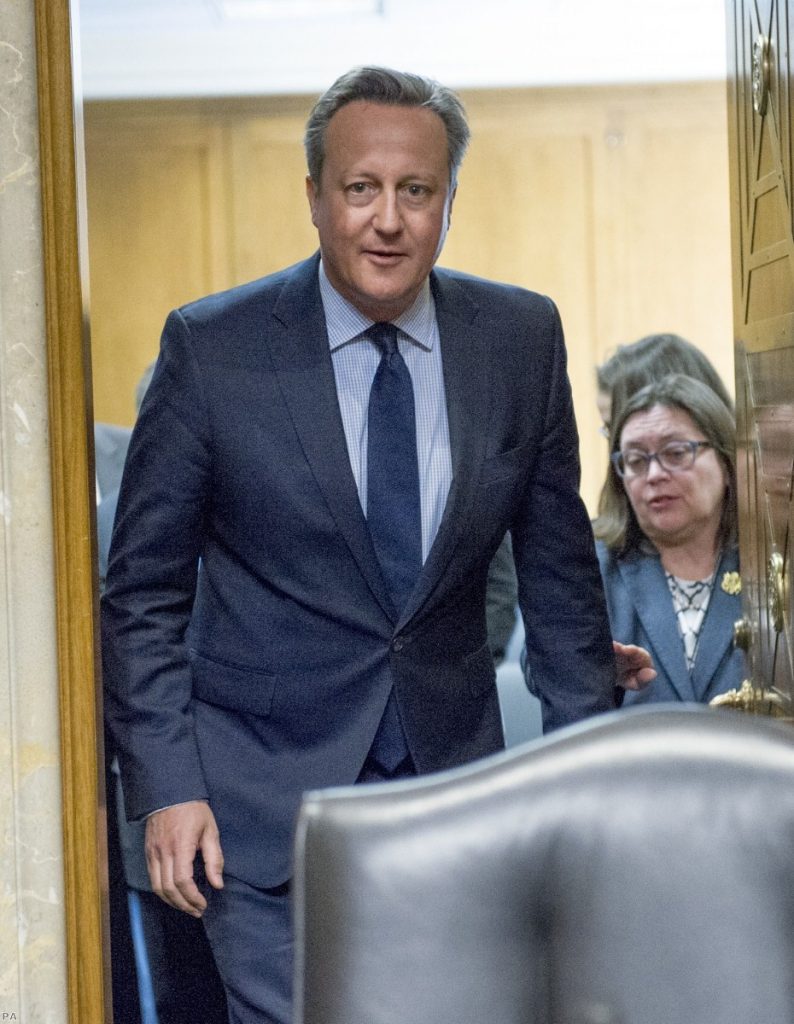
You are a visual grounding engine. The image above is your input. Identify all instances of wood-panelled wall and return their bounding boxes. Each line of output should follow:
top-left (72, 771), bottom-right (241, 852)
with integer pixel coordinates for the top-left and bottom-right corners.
top-left (84, 82), bottom-right (731, 512)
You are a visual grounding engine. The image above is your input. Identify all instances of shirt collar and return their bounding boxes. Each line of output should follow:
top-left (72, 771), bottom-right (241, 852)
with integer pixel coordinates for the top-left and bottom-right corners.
top-left (318, 259), bottom-right (435, 353)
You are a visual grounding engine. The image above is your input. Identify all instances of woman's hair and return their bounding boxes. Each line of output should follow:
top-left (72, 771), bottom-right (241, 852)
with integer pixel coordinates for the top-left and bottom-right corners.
top-left (596, 333), bottom-right (734, 428)
top-left (593, 374), bottom-right (737, 556)
top-left (304, 65), bottom-right (470, 190)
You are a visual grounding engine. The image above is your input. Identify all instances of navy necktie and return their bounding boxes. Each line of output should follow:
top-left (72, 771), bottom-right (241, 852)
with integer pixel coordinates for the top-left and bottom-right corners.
top-left (366, 322), bottom-right (422, 612)
top-left (365, 322), bottom-right (421, 772)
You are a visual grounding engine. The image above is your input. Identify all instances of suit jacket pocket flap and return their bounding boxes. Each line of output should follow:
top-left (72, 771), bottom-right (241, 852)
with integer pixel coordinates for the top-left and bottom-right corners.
top-left (190, 650), bottom-right (276, 717)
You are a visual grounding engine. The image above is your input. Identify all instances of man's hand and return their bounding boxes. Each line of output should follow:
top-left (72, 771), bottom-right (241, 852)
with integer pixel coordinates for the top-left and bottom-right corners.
top-left (145, 800), bottom-right (224, 917)
top-left (613, 641), bottom-right (656, 692)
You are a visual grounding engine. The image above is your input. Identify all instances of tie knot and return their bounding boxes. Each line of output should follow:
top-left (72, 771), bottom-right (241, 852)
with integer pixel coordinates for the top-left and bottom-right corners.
top-left (370, 322), bottom-right (399, 357)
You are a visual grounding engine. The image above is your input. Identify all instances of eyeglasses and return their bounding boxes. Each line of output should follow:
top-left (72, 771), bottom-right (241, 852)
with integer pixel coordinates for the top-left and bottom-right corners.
top-left (611, 440), bottom-right (712, 480)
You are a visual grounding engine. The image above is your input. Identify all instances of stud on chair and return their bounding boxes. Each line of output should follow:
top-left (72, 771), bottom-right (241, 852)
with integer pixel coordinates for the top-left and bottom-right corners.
top-left (293, 706), bottom-right (794, 1024)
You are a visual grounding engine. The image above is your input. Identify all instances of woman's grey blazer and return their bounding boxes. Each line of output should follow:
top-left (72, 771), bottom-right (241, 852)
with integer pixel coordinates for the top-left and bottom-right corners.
top-left (596, 540), bottom-right (744, 705)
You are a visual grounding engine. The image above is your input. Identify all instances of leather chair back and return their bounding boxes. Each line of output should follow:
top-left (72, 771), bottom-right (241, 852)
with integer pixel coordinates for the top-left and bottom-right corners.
top-left (293, 707), bottom-right (794, 1024)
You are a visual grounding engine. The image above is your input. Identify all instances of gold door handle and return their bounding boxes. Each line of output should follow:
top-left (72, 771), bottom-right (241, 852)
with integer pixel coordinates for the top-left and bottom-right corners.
top-left (710, 679), bottom-right (788, 717)
top-left (753, 34), bottom-right (771, 115)
top-left (768, 552), bottom-right (788, 633)
top-left (733, 618), bottom-right (753, 651)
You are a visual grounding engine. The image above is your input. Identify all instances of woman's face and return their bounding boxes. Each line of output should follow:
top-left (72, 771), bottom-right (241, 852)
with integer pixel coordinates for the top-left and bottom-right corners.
top-left (618, 404), bottom-right (727, 550)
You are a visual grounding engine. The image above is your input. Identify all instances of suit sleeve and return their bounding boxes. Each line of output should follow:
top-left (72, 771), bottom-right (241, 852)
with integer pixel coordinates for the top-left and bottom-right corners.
top-left (101, 309), bottom-right (212, 820)
top-left (511, 298), bottom-right (619, 730)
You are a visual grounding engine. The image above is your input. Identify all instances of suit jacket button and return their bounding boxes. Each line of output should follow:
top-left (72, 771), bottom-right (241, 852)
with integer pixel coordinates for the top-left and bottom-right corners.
top-left (392, 639), bottom-right (404, 652)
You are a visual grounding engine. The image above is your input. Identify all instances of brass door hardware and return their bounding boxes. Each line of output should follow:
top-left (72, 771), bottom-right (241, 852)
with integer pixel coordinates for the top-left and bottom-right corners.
top-left (733, 618), bottom-right (753, 651)
top-left (753, 34), bottom-right (771, 115)
top-left (710, 679), bottom-right (788, 717)
top-left (768, 552), bottom-right (788, 633)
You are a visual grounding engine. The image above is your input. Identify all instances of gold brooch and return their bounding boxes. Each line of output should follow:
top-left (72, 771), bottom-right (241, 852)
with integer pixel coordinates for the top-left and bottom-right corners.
top-left (721, 571), bottom-right (742, 595)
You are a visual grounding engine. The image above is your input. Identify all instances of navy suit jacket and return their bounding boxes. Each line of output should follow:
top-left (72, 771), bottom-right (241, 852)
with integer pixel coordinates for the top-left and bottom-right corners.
top-left (102, 254), bottom-right (617, 887)
top-left (596, 540), bottom-right (744, 706)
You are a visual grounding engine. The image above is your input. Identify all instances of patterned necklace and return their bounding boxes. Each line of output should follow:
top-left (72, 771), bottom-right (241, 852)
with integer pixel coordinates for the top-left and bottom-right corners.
top-left (665, 568), bottom-right (717, 673)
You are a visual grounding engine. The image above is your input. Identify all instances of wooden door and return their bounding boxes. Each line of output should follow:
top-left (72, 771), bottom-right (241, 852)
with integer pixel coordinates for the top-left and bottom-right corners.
top-left (726, 0), bottom-right (794, 715)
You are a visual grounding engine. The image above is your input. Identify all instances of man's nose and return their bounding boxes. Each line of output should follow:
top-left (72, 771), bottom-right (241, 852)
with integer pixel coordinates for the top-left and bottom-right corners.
top-left (373, 190), bottom-right (402, 232)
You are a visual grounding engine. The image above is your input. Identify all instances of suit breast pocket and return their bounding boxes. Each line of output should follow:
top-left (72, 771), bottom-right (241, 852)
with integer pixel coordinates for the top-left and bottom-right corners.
top-left (479, 440), bottom-right (534, 487)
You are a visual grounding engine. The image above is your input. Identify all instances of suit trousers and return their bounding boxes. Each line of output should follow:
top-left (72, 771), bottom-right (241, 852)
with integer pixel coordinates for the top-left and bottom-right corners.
top-left (200, 872), bottom-right (293, 1024)
top-left (199, 754), bottom-right (415, 1024)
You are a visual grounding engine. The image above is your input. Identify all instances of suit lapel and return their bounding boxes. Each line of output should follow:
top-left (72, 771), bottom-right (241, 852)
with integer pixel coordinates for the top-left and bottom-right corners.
top-left (620, 553), bottom-right (696, 701)
top-left (400, 271), bottom-right (490, 624)
top-left (267, 256), bottom-right (395, 621)
top-left (690, 548), bottom-right (739, 699)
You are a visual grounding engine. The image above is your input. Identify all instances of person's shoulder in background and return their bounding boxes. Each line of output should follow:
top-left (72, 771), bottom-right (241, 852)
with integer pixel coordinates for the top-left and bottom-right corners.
top-left (94, 421), bottom-right (133, 499)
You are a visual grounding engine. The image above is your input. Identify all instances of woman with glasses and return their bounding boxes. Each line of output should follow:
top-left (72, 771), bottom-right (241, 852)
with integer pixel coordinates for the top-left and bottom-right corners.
top-left (593, 374), bottom-right (743, 705)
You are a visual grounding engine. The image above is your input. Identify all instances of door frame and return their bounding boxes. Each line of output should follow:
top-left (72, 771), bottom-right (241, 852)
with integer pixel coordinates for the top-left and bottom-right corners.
top-left (34, 1), bottom-right (107, 1020)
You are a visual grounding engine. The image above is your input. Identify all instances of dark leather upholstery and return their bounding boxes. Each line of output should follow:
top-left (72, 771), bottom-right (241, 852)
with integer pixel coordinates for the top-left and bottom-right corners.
top-left (293, 706), bottom-right (794, 1024)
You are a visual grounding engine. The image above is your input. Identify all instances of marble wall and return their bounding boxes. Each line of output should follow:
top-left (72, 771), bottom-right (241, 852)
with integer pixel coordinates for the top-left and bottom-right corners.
top-left (0, 2), bottom-right (69, 1021)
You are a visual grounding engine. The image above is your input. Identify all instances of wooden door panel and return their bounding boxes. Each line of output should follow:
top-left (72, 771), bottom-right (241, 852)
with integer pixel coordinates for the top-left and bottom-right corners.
top-left (740, 346), bottom-right (794, 695)
top-left (728, 0), bottom-right (794, 716)
top-left (84, 115), bottom-right (233, 425)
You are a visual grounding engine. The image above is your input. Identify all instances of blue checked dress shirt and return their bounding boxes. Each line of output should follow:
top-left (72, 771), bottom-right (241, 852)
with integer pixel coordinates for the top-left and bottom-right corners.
top-left (318, 262), bottom-right (453, 563)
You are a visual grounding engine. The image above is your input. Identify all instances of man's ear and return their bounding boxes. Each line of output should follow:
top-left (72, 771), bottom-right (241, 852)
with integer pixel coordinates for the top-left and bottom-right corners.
top-left (306, 175), bottom-right (319, 227)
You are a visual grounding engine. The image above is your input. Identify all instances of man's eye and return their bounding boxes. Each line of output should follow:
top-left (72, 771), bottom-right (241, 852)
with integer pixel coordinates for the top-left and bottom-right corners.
top-left (346, 182), bottom-right (376, 198)
top-left (405, 184), bottom-right (428, 197)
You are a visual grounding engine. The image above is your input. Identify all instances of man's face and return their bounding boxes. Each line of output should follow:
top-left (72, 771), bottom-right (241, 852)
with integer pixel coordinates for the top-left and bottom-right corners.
top-left (306, 100), bottom-right (455, 322)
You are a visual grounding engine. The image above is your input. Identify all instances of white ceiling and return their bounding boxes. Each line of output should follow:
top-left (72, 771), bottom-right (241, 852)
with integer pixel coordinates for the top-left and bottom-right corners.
top-left (76, 0), bottom-right (729, 100)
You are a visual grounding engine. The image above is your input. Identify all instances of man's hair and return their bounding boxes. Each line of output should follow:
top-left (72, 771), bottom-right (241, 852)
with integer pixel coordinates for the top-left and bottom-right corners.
top-left (593, 373), bottom-right (737, 556)
top-left (304, 65), bottom-right (470, 189)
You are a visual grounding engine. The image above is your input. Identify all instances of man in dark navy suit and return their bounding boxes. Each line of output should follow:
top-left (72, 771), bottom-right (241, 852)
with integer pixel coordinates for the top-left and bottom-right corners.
top-left (103, 66), bottom-right (652, 1024)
